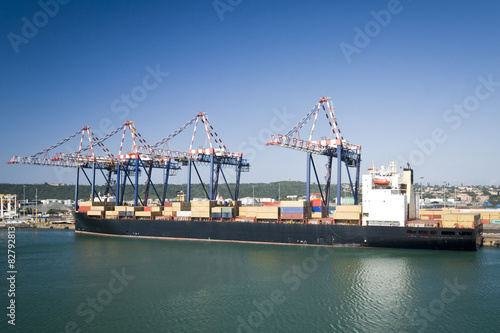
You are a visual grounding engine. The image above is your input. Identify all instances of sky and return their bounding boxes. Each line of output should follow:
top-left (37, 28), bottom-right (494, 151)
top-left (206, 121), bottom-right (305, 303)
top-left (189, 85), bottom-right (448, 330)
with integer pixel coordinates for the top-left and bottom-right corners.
top-left (1, 0), bottom-right (499, 187)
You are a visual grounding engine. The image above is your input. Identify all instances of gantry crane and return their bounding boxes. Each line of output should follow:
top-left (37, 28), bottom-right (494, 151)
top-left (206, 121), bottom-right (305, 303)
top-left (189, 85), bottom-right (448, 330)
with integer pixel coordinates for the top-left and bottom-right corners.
top-left (8, 113), bottom-right (249, 208)
top-left (267, 96), bottom-right (361, 207)
top-left (151, 112), bottom-right (249, 202)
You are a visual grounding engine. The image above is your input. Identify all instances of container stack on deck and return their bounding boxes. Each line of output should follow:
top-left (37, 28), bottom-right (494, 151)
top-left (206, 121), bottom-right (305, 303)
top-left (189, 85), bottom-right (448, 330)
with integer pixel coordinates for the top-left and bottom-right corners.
top-left (238, 206), bottom-right (258, 219)
top-left (420, 208), bottom-right (500, 226)
top-left (256, 206), bottom-right (280, 220)
top-left (78, 201), bottom-right (115, 218)
top-left (136, 206), bottom-right (162, 219)
top-left (191, 200), bottom-right (216, 219)
top-left (333, 205), bottom-right (362, 224)
top-left (441, 213), bottom-right (480, 229)
top-left (280, 201), bottom-right (311, 221)
top-left (162, 202), bottom-right (191, 219)
top-left (78, 199), bottom-right (498, 229)
top-left (311, 199), bottom-right (325, 218)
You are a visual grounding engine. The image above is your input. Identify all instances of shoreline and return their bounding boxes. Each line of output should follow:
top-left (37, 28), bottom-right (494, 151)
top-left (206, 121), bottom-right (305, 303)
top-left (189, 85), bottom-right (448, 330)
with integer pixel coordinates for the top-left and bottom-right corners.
top-left (0, 222), bottom-right (75, 230)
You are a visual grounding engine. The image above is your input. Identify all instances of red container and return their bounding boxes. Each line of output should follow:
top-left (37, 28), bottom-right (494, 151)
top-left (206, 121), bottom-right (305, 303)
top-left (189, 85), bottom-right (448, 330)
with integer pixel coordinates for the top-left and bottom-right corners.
top-left (144, 207), bottom-right (152, 212)
top-left (481, 219), bottom-right (490, 224)
top-left (311, 199), bottom-right (322, 207)
top-left (78, 206), bottom-right (91, 212)
top-left (281, 213), bottom-right (304, 220)
top-left (164, 202), bottom-right (173, 207)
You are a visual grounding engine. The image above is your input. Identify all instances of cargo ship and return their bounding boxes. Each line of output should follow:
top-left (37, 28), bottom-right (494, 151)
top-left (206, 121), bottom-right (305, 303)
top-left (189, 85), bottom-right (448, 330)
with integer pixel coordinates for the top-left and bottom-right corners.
top-left (74, 163), bottom-right (482, 251)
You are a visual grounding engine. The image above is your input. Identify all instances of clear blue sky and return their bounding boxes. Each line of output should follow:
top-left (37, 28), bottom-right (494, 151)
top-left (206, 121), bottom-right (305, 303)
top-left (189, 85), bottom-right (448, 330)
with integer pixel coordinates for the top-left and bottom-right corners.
top-left (1, 0), bottom-right (499, 186)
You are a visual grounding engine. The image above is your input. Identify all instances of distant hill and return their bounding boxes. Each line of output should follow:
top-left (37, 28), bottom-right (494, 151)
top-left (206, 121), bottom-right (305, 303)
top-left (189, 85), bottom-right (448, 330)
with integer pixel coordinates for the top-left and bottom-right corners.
top-left (0, 182), bottom-right (339, 202)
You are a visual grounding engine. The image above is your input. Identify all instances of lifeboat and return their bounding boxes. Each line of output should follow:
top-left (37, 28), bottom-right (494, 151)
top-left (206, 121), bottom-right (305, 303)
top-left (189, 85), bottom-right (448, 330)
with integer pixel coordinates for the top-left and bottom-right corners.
top-left (373, 178), bottom-right (390, 185)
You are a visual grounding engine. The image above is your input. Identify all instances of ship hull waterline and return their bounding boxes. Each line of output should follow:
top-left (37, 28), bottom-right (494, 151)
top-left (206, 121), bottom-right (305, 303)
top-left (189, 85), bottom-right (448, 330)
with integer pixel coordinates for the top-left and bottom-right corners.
top-left (74, 213), bottom-right (481, 251)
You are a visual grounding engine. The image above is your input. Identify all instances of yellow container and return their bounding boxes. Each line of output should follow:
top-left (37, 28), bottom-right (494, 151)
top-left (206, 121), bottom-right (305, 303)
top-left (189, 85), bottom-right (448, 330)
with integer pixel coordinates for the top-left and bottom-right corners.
top-left (172, 202), bottom-right (191, 211)
top-left (135, 211), bottom-right (161, 217)
top-left (458, 214), bottom-right (478, 222)
top-left (257, 207), bottom-right (279, 214)
top-left (335, 205), bottom-right (362, 213)
top-left (191, 211), bottom-right (211, 218)
top-left (126, 206), bottom-right (144, 212)
top-left (442, 214), bottom-right (459, 222)
top-left (86, 210), bottom-right (103, 217)
top-left (163, 207), bottom-right (174, 216)
top-left (280, 201), bottom-right (310, 207)
top-left (334, 212), bottom-right (361, 220)
top-left (191, 200), bottom-right (217, 208)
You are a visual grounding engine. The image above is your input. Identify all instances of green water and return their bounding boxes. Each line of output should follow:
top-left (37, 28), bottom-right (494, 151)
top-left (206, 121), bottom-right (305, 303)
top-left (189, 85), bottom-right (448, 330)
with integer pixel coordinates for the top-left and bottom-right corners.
top-left (0, 229), bottom-right (499, 332)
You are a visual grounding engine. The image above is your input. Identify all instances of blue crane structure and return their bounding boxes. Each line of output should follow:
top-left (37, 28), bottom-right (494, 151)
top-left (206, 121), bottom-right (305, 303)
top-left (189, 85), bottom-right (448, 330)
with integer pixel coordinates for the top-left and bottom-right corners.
top-left (267, 96), bottom-right (361, 208)
top-left (8, 113), bottom-right (249, 209)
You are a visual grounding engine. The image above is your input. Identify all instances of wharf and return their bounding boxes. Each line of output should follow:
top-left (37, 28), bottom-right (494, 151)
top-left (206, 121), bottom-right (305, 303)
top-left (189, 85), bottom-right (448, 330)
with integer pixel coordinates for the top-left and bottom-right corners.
top-left (483, 224), bottom-right (500, 247)
top-left (0, 221), bottom-right (75, 230)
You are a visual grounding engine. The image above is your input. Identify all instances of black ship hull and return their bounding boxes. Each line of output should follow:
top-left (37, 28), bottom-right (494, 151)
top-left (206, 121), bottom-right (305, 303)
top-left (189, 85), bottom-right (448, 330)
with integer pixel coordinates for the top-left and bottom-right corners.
top-left (74, 213), bottom-right (482, 251)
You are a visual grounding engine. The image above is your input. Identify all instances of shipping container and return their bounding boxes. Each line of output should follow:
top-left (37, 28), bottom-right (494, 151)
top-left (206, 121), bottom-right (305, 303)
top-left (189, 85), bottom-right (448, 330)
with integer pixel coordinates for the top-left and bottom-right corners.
top-left (176, 211), bottom-right (192, 217)
top-left (172, 202), bottom-right (191, 211)
top-left (280, 201), bottom-right (310, 208)
top-left (86, 211), bottom-right (103, 217)
top-left (191, 200), bottom-right (217, 208)
top-left (281, 213), bottom-right (305, 220)
top-left (334, 212), bottom-right (361, 220)
top-left (335, 205), bottom-right (362, 213)
top-left (126, 206), bottom-right (144, 212)
top-left (311, 212), bottom-right (324, 218)
top-left (281, 207), bottom-right (305, 214)
top-left (311, 199), bottom-right (322, 207)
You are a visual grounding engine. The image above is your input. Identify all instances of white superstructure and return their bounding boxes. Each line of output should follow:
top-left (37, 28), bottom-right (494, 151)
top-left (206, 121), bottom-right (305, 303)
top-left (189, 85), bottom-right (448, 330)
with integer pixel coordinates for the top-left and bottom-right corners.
top-left (1, 194), bottom-right (18, 220)
top-left (362, 163), bottom-right (419, 227)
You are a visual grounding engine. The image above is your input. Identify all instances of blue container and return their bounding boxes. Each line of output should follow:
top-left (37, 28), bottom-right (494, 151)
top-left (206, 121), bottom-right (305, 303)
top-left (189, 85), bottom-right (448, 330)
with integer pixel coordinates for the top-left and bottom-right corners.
top-left (211, 213), bottom-right (222, 219)
top-left (491, 220), bottom-right (500, 224)
top-left (222, 212), bottom-right (233, 218)
top-left (281, 207), bottom-right (304, 214)
top-left (311, 206), bottom-right (322, 213)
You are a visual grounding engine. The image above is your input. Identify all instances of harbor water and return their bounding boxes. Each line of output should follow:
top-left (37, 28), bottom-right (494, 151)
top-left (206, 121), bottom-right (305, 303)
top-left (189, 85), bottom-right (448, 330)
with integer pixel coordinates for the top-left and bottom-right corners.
top-left (1, 229), bottom-right (499, 332)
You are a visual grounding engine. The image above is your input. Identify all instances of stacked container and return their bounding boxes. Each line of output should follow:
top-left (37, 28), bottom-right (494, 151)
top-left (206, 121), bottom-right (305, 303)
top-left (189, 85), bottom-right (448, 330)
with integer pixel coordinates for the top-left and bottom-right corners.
top-left (163, 202), bottom-right (191, 218)
top-left (211, 206), bottom-right (223, 219)
top-left (191, 200), bottom-right (216, 218)
top-left (256, 206), bottom-right (280, 220)
top-left (333, 205), bottom-right (362, 223)
top-left (419, 209), bottom-right (443, 220)
top-left (280, 201), bottom-right (311, 220)
top-left (441, 213), bottom-right (480, 228)
top-left (114, 206), bottom-right (128, 218)
top-left (79, 201), bottom-right (115, 218)
top-left (488, 211), bottom-right (500, 224)
top-left (238, 206), bottom-right (258, 218)
top-left (311, 199), bottom-right (325, 218)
